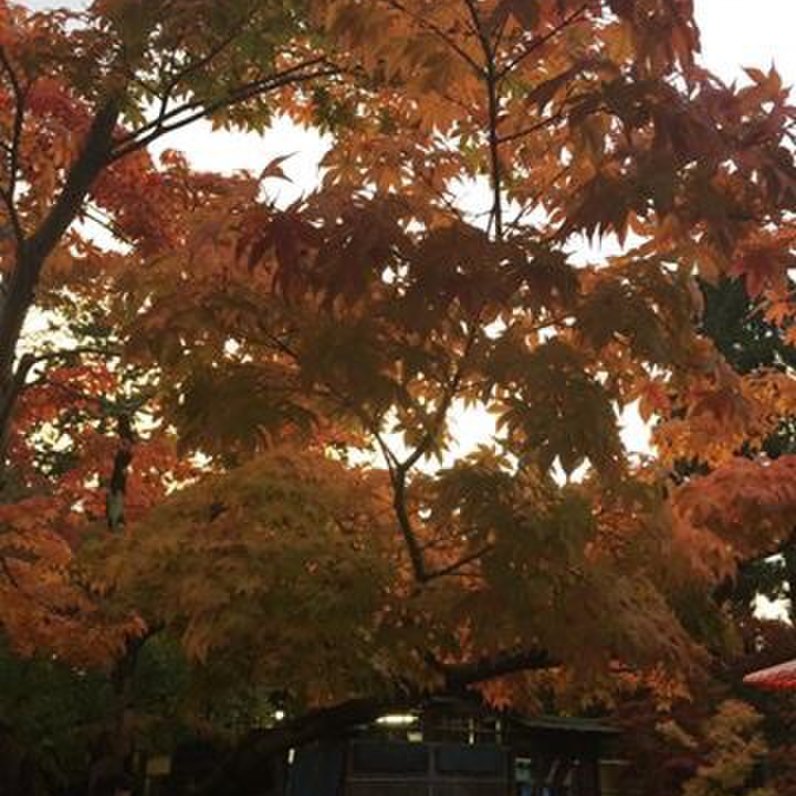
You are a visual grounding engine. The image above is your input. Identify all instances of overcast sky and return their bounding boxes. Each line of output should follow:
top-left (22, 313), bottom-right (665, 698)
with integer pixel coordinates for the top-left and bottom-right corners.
top-left (20, 0), bottom-right (796, 420)
top-left (20, 0), bottom-right (796, 177)
top-left (20, 0), bottom-right (796, 84)
top-left (18, 0), bottom-right (796, 454)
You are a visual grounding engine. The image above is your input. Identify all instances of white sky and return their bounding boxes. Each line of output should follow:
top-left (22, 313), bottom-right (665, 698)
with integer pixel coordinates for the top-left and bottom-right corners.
top-left (126, 1), bottom-right (796, 181)
top-left (21, 0), bottom-right (796, 173)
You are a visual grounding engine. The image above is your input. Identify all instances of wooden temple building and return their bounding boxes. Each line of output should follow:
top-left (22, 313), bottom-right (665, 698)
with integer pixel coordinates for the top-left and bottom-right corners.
top-left (285, 699), bottom-right (621, 796)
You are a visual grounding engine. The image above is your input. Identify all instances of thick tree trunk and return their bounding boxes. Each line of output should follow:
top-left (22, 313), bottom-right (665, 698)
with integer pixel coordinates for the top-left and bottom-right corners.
top-left (86, 633), bottom-right (152, 796)
top-left (0, 99), bottom-right (119, 478)
top-left (784, 543), bottom-right (796, 625)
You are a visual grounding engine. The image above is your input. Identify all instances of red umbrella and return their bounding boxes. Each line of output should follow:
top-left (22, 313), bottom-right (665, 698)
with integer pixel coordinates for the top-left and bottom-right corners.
top-left (743, 658), bottom-right (796, 691)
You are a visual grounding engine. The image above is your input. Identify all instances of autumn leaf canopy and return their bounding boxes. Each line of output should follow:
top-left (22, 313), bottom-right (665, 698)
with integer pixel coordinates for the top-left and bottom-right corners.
top-left (0, 0), bottom-right (794, 746)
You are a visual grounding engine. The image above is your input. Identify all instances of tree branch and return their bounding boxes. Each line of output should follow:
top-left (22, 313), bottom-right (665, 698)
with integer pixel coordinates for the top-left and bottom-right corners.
top-left (106, 413), bottom-right (135, 532)
top-left (0, 50), bottom-right (333, 481)
top-left (198, 698), bottom-right (399, 795)
top-left (23, 100), bottom-right (119, 258)
top-left (0, 553), bottom-right (23, 591)
top-left (384, 0), bottom-right (482, 74)
top-left (439, 647), bottom-right (556, 690)
top-left (391, 469), bottom-right (430, 582)
top-left (0, 352), bottom-right (34, 473)
top-left (20, 344), bottom-right (123, 369)
top-left (496, 2), bottom-right (590, 80)
top-left (0, 97), bottom-right (120, 403)
top-left (200, 646), bottom-right (557, 792)
top-left (390, 320), bottom-right (481, 583)
top-left (81, 205), bottom-right (136, 247)
top-left (496, 106), bottom-right (567, 145)
top-left (463, 0), bottom-right (503, 239)
top-left (0, 46), bottom-right (27, 244)
top-left (399, 322), bottom-right (478, 472)
top-left (427, 544), bottom-right (493, 581)
top-left (143, 22), bottom-right (254, 144)
top-left (112, 59), bottom-right (335, 159)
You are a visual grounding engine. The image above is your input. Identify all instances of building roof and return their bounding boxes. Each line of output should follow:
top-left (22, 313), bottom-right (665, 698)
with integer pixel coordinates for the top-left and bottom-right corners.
top-left (421, 695), bottom-right (619, 735)
top-left (743, 657), bottom-right (796, 691)
top-left (511, 715), bottom-right (619, 735)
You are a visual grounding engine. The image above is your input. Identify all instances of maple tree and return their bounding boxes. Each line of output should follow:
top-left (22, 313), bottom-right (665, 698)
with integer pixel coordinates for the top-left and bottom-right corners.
top-left (612, 617), bottom-right (796, 796)
top-left (610, 275), bottom-right (796, 796)
top-left (1, 0), bottom-right (796, 792)
top-left (697, 276), bottom-right (796, 625)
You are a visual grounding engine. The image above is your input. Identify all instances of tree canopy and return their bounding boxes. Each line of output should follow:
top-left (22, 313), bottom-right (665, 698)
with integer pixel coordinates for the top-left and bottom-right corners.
top-left (0, 0), bottom-right (794, 792)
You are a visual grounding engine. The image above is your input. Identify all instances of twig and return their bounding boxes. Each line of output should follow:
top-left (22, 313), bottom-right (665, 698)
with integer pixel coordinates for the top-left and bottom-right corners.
top-left (146, 24), bottom-right (251, 142)
top-left (496, 106), bottom-right (566, 145)
top-left (390, 316), bottom-right (481, 583)
top-left (0, 46), bottom-right (27, 243)
top-left (384, 0), bottom-right (482, 74)
top-left (82, 206), bottom-right (135, 247)
top-left (462, 0), bottom-right (503, 239)
top-left (427, 544), bottom-right (493, 580)
top-left (112, 59), bottom-right (335, 159)
top-left (496, 2), bottom-right (590, 80)
top-left (0, 554), bottom-right (22, 590)
top-left (20, 344), bottom-right (123, 368)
